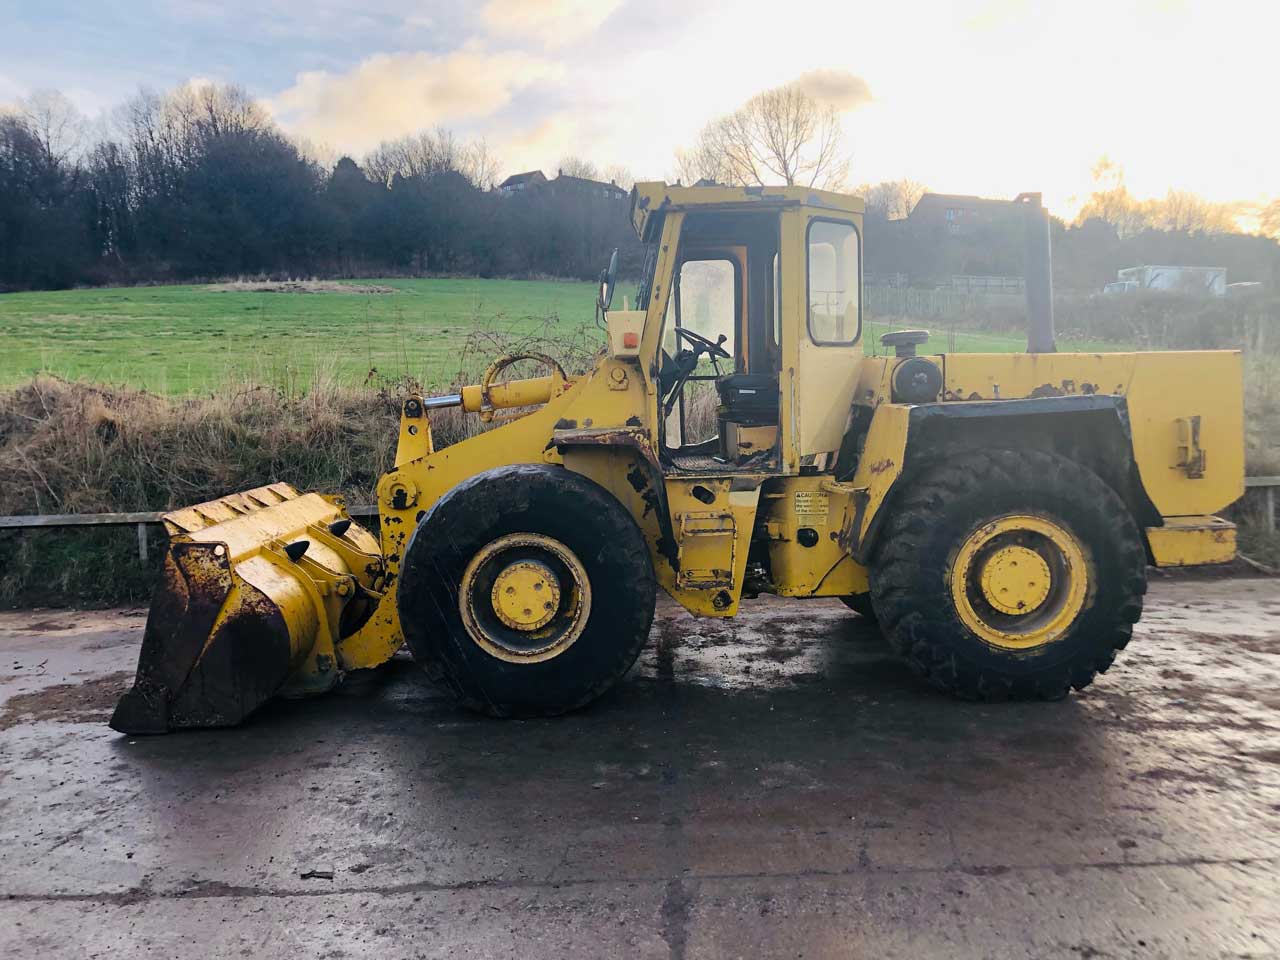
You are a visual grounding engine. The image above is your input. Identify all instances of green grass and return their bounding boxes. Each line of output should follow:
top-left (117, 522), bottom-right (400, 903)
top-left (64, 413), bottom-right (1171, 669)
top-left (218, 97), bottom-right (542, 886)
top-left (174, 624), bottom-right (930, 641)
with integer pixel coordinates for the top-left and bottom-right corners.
top-left (0, 278), bottom-right (1129, 395)
top-left (863, 322), bottom-right (1123, 356)
top-left (0, 278), bottom-right (603, 394)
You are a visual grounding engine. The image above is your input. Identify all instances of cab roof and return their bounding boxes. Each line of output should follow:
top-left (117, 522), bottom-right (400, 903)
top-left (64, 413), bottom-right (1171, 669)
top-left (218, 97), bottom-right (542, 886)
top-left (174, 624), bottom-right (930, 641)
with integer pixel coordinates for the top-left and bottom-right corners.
top-left (629, 181), bottom-right (864, 242)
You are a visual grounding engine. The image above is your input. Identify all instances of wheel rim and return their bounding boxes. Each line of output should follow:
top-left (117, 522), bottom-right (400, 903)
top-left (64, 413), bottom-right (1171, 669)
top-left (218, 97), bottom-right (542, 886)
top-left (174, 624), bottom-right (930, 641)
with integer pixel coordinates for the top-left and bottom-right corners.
top-left (949, 514), bottom-right (1089, 651)
top-left (459, 533), bottom-right (591, 663)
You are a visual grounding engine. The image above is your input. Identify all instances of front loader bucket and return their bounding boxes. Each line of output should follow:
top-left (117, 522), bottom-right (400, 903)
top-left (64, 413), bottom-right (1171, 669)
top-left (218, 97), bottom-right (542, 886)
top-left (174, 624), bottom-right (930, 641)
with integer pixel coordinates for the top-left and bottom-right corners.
top-left (111, 483), bottom-right (385, 734)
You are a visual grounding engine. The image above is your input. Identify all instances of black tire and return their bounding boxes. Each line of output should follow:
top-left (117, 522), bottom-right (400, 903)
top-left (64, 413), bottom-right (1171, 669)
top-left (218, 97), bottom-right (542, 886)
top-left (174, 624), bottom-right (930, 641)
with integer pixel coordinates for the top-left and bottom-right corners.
top-left (397, 464), bottom-right (656, 717)
top-left (839, 593), bottom-right (878, 621)
top-left (870, 449), bottom-right (1146, 701)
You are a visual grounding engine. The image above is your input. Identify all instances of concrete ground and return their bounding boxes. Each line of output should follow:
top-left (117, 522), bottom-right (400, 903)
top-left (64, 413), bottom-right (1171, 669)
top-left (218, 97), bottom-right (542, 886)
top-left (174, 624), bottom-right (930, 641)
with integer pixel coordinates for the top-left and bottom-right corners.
top-left (0, 577), bottom-right (1277, 959)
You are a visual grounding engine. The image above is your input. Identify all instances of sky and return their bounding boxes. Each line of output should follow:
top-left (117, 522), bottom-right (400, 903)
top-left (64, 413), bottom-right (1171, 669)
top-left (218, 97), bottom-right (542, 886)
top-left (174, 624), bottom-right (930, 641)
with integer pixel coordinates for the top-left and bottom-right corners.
top-left (0, 0), bottom-right (1274, 218)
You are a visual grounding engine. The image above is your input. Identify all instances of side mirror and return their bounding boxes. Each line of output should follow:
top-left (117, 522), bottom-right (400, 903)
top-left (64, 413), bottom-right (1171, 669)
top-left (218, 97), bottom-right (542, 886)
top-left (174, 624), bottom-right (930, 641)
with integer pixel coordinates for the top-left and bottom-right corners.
top-left (598, 248), bottom-right (619, 312)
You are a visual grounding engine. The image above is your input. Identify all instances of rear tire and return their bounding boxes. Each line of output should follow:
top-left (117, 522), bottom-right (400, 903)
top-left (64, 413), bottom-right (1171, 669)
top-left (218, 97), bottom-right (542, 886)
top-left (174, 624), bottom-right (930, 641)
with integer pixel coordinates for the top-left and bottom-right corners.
top-left (398, 464), bottom-right (656, 717)
top-left (870, 449), bottom-right (1146, 701)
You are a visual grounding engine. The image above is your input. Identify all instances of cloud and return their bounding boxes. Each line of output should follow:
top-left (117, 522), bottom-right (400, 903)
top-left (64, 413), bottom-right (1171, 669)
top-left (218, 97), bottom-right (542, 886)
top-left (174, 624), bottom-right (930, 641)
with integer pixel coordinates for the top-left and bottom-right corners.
top-left (0, 74), bottom-right (27, 109)
top-left (267, 45), bottom-right (563, 155)
top-left (480, 0), bottom-right (624, 48)
top-left (498, 112), bottom-right (589, 172)
top-left (793, 69), bottom-right (872, 112)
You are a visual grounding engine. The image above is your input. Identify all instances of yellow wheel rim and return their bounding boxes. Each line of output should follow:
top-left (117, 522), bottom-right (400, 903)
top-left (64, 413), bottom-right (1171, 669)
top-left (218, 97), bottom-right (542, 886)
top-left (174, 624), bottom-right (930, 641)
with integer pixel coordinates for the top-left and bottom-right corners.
top-left (491, 560), bottom-right (561, 631)
top-left (950, 514), bottom-right (1090, 651)
top-left (979, 545), bottom-right (1051, 615)
top-left (459, 533), bottom-right (591, 664)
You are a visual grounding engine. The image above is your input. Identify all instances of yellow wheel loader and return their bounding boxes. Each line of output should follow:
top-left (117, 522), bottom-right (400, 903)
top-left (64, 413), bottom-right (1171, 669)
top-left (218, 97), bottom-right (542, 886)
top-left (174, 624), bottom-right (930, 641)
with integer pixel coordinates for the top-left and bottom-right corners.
top-left (111, 183), bottom-right (1245, 733)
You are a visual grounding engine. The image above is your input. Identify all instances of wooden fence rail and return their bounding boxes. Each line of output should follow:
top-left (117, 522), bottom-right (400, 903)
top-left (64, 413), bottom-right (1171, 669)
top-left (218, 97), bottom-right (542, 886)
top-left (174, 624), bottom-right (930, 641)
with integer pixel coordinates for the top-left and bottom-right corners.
top-left (1, 481), bottom-right (1277, 563)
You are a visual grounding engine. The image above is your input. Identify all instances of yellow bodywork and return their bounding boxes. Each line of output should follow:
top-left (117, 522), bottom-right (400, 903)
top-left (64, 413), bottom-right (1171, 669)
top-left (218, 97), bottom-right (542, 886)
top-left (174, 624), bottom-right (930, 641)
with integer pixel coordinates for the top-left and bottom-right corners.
top-left (940, 351), bottom-right (1245, 516)
top-left (109, 482), bottom-right (386, 731)
top-left (1145, 515), bottom-right (1238, 566)
top-left (164, 484), bottom-right (385, 690)
top-left (115, 180), bottom-right (1248, 732)
top-left (759, 476), bottom-right (868, 597)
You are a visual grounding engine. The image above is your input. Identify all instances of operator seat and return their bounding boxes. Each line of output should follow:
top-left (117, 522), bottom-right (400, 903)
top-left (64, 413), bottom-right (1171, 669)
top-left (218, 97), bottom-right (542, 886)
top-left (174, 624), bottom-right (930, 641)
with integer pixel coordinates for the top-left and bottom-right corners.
top-left (716, 373), bottom-right (779, 464)
top-left (715, 374), bottom-right (779, 426)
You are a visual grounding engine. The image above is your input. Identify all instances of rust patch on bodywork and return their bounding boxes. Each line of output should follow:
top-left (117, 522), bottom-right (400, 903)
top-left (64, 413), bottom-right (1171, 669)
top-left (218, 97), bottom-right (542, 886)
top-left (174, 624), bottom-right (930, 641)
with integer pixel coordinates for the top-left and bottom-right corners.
top-left (554, 427), bottom-right (677, 566)
top-left (1029, 383), bottom-right (1066, 399)
top-left (626, 464), bottom-right (648, 493)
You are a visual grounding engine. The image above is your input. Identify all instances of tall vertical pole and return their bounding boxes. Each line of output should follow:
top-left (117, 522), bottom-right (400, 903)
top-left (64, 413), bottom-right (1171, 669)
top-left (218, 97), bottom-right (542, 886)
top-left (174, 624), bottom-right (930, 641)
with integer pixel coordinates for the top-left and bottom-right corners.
top-left (1017, 192), bottom-right (1056, 353)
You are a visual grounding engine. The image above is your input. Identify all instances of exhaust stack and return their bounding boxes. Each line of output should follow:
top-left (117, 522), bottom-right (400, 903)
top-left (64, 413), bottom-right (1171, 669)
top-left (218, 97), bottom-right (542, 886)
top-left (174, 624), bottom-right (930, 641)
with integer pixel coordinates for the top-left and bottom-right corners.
top-left (1016, 192), bottom-right (1056, 354)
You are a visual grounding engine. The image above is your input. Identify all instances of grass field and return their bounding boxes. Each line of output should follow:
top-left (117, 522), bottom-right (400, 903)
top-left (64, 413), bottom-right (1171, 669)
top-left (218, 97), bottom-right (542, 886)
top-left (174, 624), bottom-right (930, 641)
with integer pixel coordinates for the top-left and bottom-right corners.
top-left (0, 278), bottom-right (1127, 394)
top-left (0, 278), bottom-right (608, 394)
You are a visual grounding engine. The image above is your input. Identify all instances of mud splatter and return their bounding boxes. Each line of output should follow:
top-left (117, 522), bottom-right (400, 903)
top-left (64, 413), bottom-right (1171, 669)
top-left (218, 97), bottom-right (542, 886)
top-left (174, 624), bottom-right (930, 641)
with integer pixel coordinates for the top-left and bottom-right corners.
top-left (0, 672), bottom-right (133, 730)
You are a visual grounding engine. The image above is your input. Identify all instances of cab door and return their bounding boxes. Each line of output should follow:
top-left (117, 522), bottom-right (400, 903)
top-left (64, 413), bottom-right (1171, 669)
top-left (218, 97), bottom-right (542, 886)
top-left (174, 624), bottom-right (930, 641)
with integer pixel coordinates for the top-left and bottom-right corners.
top-left (661, 249), bottom-right (744, 450)
top-left (780, 208), bottom-right (865, 468)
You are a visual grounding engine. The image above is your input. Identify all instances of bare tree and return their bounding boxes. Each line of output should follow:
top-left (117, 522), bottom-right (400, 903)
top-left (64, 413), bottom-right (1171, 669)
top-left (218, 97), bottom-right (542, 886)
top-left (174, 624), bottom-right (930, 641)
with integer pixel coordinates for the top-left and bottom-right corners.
top-left (1154, 189), bottom-right (1237, 234)
top-left (19, 89), bottom-right (86, 163)
top-left (1075, 157), bottom-right (1150, 238)
top-left (364, 127), bottom-right (463, 184)
top-left (364, 128), bottom-right (499, 190)
top-left (292, 134), bottom-right (337, 172)
top-left (556, 155), bottom-right (599, 180)
top-left (463, 138), bottom-right (501, 190)
top-left (672, 138), bottom-right (728, 186)
top-left (861, 178), bottom-right (926, 219)
top-left (676, 82), bottom-right (850, 190)
top-left (1261, 198), bottom-right (1280, 239)
top-left (602, 163), bottom-right (634, 189)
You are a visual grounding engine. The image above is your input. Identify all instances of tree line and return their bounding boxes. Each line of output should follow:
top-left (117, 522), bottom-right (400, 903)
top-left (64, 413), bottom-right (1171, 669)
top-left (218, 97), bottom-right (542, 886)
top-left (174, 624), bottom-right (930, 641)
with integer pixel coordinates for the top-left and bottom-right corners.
top-left (3, 81), bottom-right (1278, 295)
top-left (0, 85), bottom-right (641, 291)
top-left (858, 175), bottom-right (1280, 293)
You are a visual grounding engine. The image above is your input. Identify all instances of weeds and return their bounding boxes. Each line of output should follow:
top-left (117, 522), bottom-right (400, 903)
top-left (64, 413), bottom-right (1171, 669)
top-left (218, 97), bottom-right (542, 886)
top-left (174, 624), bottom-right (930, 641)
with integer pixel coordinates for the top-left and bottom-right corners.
top-left (0, 321), bottom-right (603, 605)
top-left (1, 304), bottom-right (1274, 606)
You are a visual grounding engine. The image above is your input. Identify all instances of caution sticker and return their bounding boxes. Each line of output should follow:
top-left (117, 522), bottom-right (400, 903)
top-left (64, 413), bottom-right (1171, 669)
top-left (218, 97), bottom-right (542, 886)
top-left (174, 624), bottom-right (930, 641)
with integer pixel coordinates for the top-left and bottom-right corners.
top-left (794, 490), bottom-right (829, 523)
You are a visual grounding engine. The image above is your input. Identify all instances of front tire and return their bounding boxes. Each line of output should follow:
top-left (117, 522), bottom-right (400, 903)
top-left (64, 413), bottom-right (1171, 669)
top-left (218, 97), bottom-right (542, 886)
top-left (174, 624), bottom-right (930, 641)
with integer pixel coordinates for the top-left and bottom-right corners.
top-left (839, 593), bottom-right (878, 621)
top-left (398, 464), bottom-right (656, 717)
top-left (870, 449), bottom-right (1146, 701)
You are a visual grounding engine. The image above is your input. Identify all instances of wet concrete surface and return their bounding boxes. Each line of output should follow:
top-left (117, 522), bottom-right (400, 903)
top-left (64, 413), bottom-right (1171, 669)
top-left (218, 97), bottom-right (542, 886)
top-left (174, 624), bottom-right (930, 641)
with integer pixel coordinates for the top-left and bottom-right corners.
top-left (0, 577), bottom-right (1278, 958)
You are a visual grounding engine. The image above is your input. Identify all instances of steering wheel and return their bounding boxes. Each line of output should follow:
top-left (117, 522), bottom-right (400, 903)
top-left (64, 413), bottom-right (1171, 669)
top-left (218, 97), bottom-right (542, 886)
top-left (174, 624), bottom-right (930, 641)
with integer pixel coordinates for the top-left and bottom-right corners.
top-left (676, 327), bottom-right (731, 359)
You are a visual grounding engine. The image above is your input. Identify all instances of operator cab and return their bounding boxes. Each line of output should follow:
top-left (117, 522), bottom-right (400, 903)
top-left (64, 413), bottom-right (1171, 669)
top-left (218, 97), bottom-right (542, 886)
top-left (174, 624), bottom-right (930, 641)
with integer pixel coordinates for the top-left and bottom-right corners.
top-left (657, 210), bottom-right (782, 471)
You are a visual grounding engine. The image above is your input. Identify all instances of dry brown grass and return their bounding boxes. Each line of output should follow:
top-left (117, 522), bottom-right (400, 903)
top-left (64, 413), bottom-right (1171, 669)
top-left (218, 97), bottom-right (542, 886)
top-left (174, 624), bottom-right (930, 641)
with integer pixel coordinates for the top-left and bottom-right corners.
top-left (0, 319), bottom-right (603, 517)
top-left (3, 311), bottom-right (1273, 604)
top-left (0, 372), bottom-right (410, 605)
top-left (0, 321), bottom-right (604, 606)
top-left (0, 373), bottom-right (401, 516)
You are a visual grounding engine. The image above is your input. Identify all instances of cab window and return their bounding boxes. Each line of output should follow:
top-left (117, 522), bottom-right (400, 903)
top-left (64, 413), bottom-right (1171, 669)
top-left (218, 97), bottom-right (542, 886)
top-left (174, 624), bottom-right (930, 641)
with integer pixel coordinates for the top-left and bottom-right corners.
top-left (662, 257), bottom-right (739, 449)
top-left (806, 220), bottom-right (860, 345)
top-left (663, 258), bottom-right (738, 360)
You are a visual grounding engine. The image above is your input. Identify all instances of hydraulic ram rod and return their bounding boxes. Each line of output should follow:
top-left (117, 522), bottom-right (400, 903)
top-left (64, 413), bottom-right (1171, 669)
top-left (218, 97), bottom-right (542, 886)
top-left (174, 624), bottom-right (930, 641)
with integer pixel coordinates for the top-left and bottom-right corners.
top-left (419, 375), bottom-right (556, 414)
